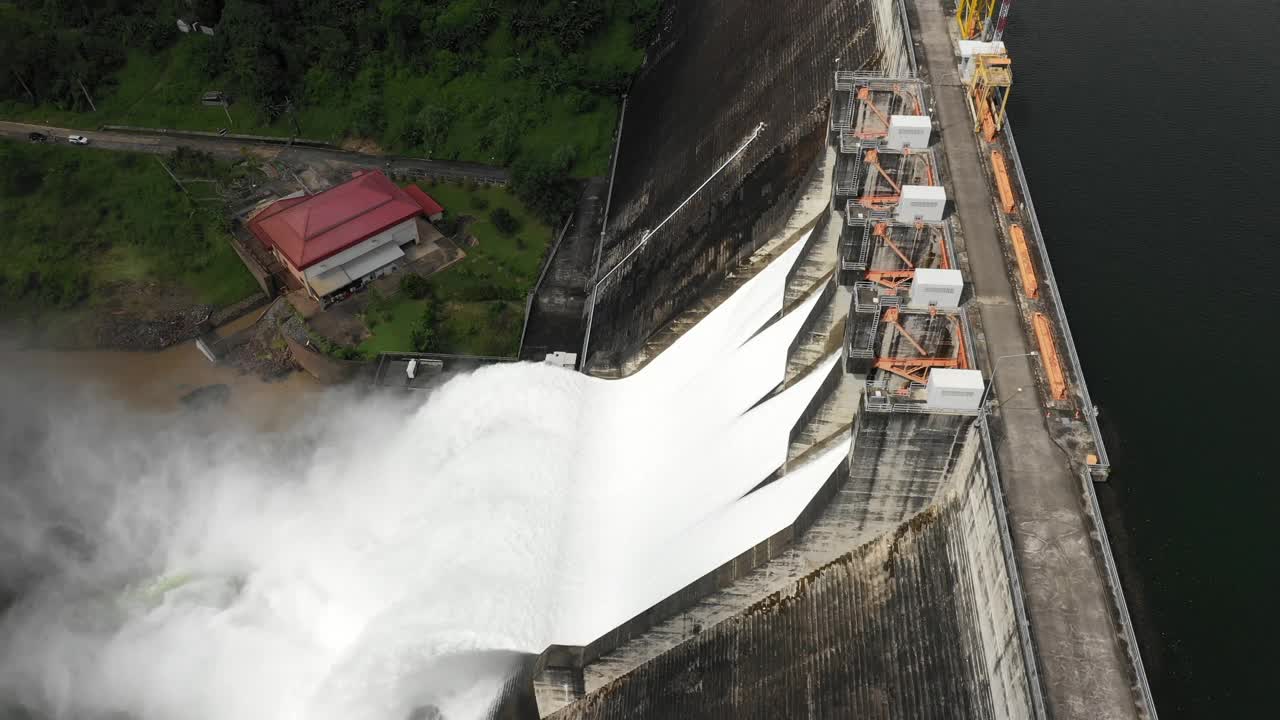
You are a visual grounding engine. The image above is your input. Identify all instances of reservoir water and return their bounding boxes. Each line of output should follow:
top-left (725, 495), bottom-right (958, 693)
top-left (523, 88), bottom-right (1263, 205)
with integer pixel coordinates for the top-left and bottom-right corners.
top-left (1007, 1), bottom-right (1280, 715)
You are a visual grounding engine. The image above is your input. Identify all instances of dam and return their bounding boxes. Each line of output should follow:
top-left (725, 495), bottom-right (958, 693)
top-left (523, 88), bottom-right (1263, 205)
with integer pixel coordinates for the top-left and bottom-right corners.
top-left (524, 0), bottom-right (1157, 718)
top-left (0, 3), bottom-right (1159, 719)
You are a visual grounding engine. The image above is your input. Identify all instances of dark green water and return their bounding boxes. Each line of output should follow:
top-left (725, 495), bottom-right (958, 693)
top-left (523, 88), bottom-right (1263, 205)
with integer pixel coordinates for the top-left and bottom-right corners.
top-left (1005, 1), bottom-right (1280, 715)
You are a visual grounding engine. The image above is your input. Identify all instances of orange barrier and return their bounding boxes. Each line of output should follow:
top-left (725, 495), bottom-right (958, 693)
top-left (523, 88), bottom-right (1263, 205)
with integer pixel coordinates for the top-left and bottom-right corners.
top-left (1009, 224), bottom-right (1039, 299)
top-left (1032, 312), bottom-right (1068, 400)
top-left (991, 149), bottom-right (1016, 213)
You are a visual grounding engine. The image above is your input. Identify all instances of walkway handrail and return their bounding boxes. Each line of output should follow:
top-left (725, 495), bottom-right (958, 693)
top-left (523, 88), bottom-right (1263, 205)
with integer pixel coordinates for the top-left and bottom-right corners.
top-left (999, 120), bottom-right (1111, 470)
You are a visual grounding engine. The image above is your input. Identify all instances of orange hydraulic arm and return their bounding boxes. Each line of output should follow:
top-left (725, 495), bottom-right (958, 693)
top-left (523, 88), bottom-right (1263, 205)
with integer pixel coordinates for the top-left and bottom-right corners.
top-left (1032, 312), bottom-right (1068, 400)
top-left (948, 314), bottom-right (970, 371)
top-left (882, 307), bottom-right (927, 355)
top-left (858, 149), bottom-right (902, 208)
top-left (855, 86), bottom-right (891, 138)
top-left (873, 222), bottom-right (914, 267)
top-left (866, 270), bottom-right (915, 290)
top-left (874, 357), bottom-right (960, 385)
top-left (895, 84), bottom-right (924, 116)
top-left (1009, 224), bottom-right (1039, 299)
top-left (873, 309), bottom-right (969, 384)
top-left (991, 149), bottom-right (1016, 213)
top-left (936, 226), bottom-right (952, 270)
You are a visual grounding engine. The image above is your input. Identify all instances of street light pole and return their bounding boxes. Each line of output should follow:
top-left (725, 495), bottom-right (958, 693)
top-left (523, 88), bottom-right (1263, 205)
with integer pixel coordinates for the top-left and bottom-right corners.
top-left (979, 351), bottom-right (1037, 415)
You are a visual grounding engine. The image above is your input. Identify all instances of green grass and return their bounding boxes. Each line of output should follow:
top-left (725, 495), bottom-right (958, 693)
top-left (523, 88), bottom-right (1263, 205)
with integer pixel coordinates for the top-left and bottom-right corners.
top-left (358, 295), bottom-right (523, 358)
top-left (355, 181), bottom-right (553, 356)
top-left (420, 181), bottom-right (554, 290)
top-left (358, 296), bottom-right (430, 356)
top-left (0, 142), bottom-right (259, 315)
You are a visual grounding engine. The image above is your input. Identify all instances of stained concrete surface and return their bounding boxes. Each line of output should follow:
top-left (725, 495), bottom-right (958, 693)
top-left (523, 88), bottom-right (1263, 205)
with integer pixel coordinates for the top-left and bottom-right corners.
top-left (908, 1), bottom-right (1143, 717)
top-left (550, 429), bottom-right (1033, 720)
top-left (587, 0), bottom-right (887, 365)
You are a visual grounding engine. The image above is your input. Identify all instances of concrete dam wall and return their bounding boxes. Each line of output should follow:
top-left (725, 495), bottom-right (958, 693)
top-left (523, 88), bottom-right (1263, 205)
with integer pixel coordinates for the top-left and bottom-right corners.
top-left (549, 425), bottom-right (1035, 719)
top-left (586, 0), bottom-right (909, 370)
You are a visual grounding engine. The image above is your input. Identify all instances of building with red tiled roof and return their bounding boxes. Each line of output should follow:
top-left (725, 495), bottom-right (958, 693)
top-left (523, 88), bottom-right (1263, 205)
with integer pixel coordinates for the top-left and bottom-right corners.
top-left (248, 171), bottom-right (446, 301)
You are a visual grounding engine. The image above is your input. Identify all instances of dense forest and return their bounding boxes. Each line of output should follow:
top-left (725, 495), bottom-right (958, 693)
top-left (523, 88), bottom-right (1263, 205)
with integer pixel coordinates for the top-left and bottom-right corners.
top-left (1, 0), bottom-right (659, 219)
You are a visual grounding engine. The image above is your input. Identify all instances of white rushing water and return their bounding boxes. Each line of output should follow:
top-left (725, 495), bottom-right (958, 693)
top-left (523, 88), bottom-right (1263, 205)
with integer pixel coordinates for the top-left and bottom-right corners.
top-left (0, 233), bottom-right (848, 719)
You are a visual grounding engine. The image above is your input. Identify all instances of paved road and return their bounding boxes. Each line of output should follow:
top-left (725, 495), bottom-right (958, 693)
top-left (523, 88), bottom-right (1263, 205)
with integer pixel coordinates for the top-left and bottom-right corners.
top-left (0, 120), bottom-right (509, 185)
top-left (909, 2), bottom-right (1144, 719)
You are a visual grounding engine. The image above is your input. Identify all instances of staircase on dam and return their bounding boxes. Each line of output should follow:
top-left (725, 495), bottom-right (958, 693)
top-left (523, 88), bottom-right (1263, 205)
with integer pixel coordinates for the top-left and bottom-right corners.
top-left (520, 176), bottom-right (609, 361)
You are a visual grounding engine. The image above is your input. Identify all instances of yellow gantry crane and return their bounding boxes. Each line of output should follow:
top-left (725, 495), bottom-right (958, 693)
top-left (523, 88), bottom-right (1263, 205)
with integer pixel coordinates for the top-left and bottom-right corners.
top-left (955, 0), bottom-right (997, 40)
top-left (968, 53), bottom-right (1012, 141)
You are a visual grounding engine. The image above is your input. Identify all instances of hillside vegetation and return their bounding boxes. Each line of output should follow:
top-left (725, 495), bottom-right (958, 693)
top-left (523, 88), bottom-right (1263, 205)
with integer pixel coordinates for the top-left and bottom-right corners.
top-left (0, 143), bottom-right (258, 334)
top-left (1, 0), bottom-right (658, 180)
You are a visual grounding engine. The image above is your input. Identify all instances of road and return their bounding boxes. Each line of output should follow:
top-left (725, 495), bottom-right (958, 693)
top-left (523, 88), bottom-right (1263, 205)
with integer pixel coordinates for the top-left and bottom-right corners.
top-left (909, 1), bottom-right (1145, 719)
top-left (0, 120), bottom-right (509, 185)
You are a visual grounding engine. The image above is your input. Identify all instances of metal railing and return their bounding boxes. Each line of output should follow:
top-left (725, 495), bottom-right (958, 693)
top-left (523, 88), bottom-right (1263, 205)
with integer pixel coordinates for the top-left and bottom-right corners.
top-left (999, 120), bottom-right (1111, 471)
top-left (1082, 468), bottom-right (1161, 719)
top-left (978, 420), bottom-right (1049, 720)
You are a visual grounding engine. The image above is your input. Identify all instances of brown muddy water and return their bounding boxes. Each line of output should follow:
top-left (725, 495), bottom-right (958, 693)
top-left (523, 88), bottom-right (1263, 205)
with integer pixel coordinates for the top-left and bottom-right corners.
top-left (0, 313), bottom-right (317, 429)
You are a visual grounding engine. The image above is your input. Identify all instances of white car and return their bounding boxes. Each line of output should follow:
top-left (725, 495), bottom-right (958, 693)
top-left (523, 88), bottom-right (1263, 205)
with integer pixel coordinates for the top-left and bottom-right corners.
top-left (67, 135), bottom-right (89, 145)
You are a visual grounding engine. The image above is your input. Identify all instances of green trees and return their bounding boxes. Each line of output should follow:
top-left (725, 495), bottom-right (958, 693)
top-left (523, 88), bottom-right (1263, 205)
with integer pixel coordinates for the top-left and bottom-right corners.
top-left (400, 273), bottom-right (434, 300)
top-left (411, 298), bottom-right (441, 352)
top-left (511, 145), bottom-right (579, 224)
top-left (2, 0), bottom-right (661, 176)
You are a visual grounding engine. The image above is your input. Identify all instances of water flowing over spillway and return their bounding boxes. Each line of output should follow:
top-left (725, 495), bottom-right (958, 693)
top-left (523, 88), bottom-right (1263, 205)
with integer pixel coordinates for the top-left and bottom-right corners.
top-left (0, 233), bottom-right (846, 720)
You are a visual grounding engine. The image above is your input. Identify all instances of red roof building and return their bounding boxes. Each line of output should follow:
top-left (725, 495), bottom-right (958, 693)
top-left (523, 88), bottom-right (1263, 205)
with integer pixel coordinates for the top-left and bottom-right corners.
top-left (404, 185), bottom-right (445, 221)
top-left (248, 171), bottom-right (447, 300)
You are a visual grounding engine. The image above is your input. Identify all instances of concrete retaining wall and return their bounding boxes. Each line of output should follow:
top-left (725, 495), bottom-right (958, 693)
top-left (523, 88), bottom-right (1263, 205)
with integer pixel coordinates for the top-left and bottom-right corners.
top-left (99, 124), bottom-right (335, 148)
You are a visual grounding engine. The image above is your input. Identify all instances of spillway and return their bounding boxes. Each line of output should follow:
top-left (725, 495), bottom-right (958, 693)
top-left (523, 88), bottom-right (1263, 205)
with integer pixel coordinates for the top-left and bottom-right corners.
top-left (0, 229), bottom-right (849, 720)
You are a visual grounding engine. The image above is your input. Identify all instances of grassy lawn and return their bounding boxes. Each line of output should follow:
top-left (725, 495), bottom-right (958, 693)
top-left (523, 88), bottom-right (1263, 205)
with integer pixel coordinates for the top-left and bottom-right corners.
top-left (0, 142), bottom-right (259, 317)
top-left (359, 296), bottom-right (524, 358)
top-left (354, 181), bottom-right (553, 357)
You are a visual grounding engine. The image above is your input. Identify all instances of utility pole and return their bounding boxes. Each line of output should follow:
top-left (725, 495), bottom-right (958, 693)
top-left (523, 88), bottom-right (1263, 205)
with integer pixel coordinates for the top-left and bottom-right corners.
top-left (221, 98), bottom-right (233, 127)
top-left (155, 157), bottom-right (189, 195)
top-left (76, 77), bottom-right (97, 112)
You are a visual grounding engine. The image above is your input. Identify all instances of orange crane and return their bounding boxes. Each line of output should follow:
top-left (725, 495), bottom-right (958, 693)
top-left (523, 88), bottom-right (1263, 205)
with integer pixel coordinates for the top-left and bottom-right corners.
top-left (1032, 312), bottom-right (1068, 400)
top-left (970, 54), bottom-right (1012, 141)
top-left (1009, 224), bottom-right (1038, 299)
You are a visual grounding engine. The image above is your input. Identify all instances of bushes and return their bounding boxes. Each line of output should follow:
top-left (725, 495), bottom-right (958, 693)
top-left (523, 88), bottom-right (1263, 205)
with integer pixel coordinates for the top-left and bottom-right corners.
top-left (511, 145), bottom-right (578, 224)
top-left (400, 273), bottom-right (434, 300)
top-left (490, 207), bottom-right (520, 235)
top-left (410, 298), bottom-right (441, 352)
